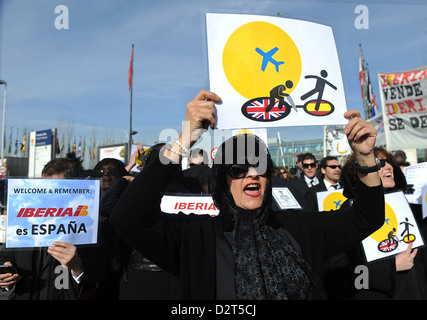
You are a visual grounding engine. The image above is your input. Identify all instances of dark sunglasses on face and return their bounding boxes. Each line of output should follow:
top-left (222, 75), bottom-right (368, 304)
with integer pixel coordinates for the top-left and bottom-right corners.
top-left (97, 168), bottom-right (117, 176)
top-left (379, 159), bottom-right (392, 168)
top-left (326, 165), bottom-right (341, 169)
top-left (302, 163), bottom-right (316, 169)
top-left (226, 163), bottom-right (267, 179)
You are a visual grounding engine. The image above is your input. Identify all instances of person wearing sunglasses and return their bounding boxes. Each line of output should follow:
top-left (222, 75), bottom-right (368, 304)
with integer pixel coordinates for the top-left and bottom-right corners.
top-left (300, 153), bottom-right (320, 188)
top-left (304, 156), bottom-right (342, 212)
top-left (288, 153), bottom-right (321, 199)
top-left (111, 90), bottom-right (384, 300)
top-left (93, 158), bottom-right (128, 197)
top-left (336, 147), bottom-right (427, 300)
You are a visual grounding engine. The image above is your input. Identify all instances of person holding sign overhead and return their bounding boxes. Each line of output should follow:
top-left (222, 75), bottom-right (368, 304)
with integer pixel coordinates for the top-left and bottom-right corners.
top-left (111, 90), bottom-right (384, 300)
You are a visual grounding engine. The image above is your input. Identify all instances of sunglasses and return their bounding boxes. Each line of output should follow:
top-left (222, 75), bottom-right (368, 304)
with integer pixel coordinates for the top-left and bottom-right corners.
top-left (379, 159), bottom-right (392, 167)
top-left (326, 165), bottom-right (341, 169)
top-left (226, 164), bottom-right (267, 179)
top-left (302, 163), bottom-right (316, 169)
top-left (97, 168), bottom-right (117, 176)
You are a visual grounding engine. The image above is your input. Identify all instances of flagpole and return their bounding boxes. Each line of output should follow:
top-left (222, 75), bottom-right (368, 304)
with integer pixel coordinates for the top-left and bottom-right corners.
top-left (378, 71), bottom-right (390, 151)
top-left (0, 80), bottom-right (7, 165)
top-left (128, 44), bottom-right (134, 162)
top-left (277, 131), bottom-right (285, 167)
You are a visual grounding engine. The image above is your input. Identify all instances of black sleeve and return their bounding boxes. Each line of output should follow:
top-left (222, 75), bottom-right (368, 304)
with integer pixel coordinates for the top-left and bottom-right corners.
top-left (110, 152), bottom-right (184, 276)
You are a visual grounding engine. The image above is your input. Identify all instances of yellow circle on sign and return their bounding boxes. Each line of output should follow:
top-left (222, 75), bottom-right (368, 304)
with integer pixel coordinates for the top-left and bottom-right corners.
top-left (222, 21), bottom-right (302, 100)
top-left (370, 203), bottom-right (398, 242)
top-left (323, 192), bottom-right (347, 211)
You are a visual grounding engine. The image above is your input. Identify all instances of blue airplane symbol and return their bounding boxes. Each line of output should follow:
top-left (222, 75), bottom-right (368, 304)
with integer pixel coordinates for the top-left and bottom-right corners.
top-left (255, 47), bottom-right (284, 72)
top-left (333, 200), bottom-right (342, 209)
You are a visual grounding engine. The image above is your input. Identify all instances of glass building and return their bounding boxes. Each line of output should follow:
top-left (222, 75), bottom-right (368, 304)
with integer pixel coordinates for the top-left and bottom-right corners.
top-left (267, 137), bottom-right (324, 169)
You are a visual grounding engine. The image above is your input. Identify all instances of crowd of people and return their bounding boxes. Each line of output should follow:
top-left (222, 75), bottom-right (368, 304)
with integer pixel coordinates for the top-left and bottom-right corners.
top-left (0, 89), bottom-right (426, 300)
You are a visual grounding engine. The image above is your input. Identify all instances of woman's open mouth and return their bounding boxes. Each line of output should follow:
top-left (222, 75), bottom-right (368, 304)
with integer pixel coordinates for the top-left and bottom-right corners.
top-left (243, 182), bottom-right (261, 197)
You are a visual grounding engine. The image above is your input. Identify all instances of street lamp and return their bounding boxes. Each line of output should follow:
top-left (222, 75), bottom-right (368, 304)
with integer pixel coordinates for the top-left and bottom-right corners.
top-left (0, 80), bottom-right (7, 166)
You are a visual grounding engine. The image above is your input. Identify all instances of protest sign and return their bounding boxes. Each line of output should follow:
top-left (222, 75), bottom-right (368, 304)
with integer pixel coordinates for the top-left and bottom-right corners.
top-left (6, 178), bottom-right (100, 248)
top-left (161, 194), bottom-right (219, 216)
top-left (403, 162), bottom-right (427, 205)
top-left (272, 187), bottom-right (302, 210)
top-left (361, 191), bottom-right (424, 263)
top-left (316, 189), bottom-right (347, 211)
top-left (422, 184), bottom-right (427, 220)
top-left (323, 126), bottom-right (351, 157)
top-left (206, 13), bottom-right (347, 130)
top-left (378, 65), bottom-right (427, 150)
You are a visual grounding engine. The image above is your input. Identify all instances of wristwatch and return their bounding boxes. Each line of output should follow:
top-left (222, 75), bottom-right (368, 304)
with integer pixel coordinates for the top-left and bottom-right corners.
top-left (354, 157), bottom-right (382, 174)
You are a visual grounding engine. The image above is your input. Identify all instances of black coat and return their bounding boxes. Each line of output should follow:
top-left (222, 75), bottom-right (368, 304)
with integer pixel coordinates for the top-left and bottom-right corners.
top-left (111, 152), bottom-right (384, 299)
top-left (304, 180), bottom-right (328, 211)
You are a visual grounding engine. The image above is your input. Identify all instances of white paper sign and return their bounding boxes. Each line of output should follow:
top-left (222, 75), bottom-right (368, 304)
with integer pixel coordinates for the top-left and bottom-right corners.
top-left (403, 162), bottom-right (427, 205)
top-left (272, 187), bottom-right (302, 209)
top-left (361, 191), bottom-right (424, 263)
top-left (422, 184), bottom-right (427, 220)
top-left (6, 178), bottom-right (100, 248)
top-left (316, 189), bottom-right (347, 211)
top-left (161, 194), bottom-right (218, 216)
top-left (206, 13), bottom-right (347, 130)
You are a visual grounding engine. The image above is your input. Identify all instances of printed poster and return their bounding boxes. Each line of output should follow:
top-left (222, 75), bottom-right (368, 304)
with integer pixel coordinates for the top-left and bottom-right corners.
top-left (6, 178), bottom-right (100, 248)
top-left (323, 126), bottom-right (351, 157)
top-left (316, 189), bottom-right (347, 211)
top-left (206, 13), bottom-right (347, 130)
top-left (403, 162), bottom-right (427, 205)
top-left (272, 187), bottom-right (302, 209)
top-left (361, 191), bottom-right (424, 263)
top-left (422, 184), bottom-right (427, 220)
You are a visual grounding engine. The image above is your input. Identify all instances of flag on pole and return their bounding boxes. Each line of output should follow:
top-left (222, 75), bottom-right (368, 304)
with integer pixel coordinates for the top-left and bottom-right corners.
top-left (129, 45), bottom-right (134, 90)
top-left (21, 130), bottom-right (27, 154)
top-left (7, 127), bottom-right (12, 154)
top-left (359, 48), bottom-right (366, 101)
top-left (55, 137), bottom-right (60, 155)
top-left (366, 66), bottom-right (379, 117)
top-left (14, 128), bottom-right (19, 155)
top-left (78, 138), bottom-right (82, 157)
top-left (358, 45), bottom-right (378, 119)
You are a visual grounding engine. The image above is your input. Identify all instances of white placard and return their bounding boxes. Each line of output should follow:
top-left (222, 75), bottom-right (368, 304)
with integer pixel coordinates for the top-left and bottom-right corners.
top-left (272, 187), bottom-right (302, 209)
top-left (403, 162), bottom-right (427, 205)
top-left (161, 194), bottom-right (218, 216)
top-left (316, 189), bottom-right (347, 211)
top-left (6, 178), bottom-right (100, 248)
top-left (422, 184), bottom-right (427, 220)
top-left (206, 13), bottom-right (347, 130)
top-left (361, 191), bottom-right (424, 263)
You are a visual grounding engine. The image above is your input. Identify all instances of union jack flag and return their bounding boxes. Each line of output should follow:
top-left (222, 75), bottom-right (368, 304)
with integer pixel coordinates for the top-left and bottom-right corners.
top-left (376, 117), bottom-right (384, 133)
top-left (246, 98), bottom-right (286, 121)
top-left (378, 239), bottom-right (398, 253)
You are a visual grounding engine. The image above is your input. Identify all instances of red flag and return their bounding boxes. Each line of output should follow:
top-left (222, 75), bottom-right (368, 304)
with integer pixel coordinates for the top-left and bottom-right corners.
top-left (359, 50), bottom-right (365, 101)
top-left (55, 138), bottom-right (60, 155)
top-left (129, 45), bottom-right (134, 90)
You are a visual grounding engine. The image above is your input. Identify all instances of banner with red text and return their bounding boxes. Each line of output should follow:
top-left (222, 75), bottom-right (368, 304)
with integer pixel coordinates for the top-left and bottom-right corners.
top-left (378, 65), bottom-right (427, 150)
top-left (160, 194), bottom-right (219, 216)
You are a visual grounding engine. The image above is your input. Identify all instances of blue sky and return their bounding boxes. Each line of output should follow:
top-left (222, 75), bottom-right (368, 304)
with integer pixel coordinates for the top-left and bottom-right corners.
top-left (0, 0), bottom-right (426, 162)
